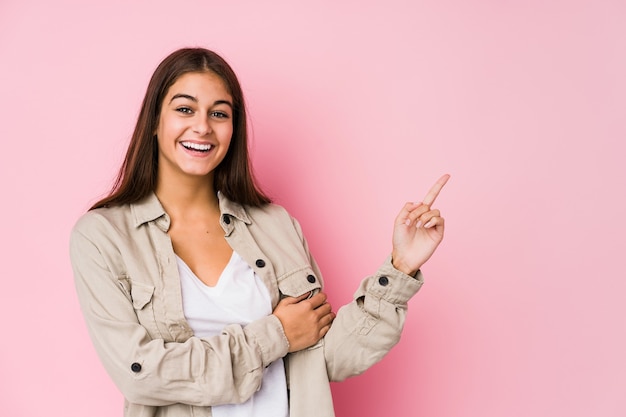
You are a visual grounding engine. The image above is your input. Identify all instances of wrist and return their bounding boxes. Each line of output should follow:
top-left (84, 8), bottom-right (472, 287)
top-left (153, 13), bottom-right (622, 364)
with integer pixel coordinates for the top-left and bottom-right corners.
top-left (391, 255), bottom-right (420, 278)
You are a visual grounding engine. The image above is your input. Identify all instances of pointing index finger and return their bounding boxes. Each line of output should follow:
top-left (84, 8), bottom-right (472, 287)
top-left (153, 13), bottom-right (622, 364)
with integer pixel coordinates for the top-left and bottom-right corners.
top-left (422, 174), bottom-right (450, 206)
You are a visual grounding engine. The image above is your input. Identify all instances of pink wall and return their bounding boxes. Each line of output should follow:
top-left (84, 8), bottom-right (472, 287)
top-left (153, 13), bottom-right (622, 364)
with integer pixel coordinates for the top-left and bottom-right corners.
top-left (1, 0), bottom-right (625, 416)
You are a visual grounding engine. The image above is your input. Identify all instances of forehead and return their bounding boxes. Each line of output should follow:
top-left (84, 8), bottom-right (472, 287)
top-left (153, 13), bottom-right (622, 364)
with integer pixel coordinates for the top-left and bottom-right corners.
top-left (166, 71), bottom-right (231, 100)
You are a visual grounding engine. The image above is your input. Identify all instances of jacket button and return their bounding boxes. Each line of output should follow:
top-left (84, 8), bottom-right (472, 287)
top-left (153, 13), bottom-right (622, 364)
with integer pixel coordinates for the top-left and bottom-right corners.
top-left (130, 362), bottom-right (142, 373)
top-left (378, 276), bottom-right (389, 286)
top-left (307, 274), bottom-right (316, 283)
top-left (255, 259), bottom-right (266, 268)
top-left (223, 215), bottom-right (231, 225)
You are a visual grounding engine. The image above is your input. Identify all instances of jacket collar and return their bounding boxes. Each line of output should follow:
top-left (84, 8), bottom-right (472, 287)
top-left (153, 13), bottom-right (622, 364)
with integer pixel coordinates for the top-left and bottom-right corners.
top-left (130, 191), bottom-right (252, 231)
top-left (130, 193), bottom-right (169, 230)
top-left (218, 192), bottom-right (252, 225)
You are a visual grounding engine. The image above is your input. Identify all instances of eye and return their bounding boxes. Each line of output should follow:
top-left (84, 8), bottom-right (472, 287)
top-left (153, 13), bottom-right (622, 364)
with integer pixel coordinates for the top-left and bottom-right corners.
top-left (175, 107), bottom-right (193, 115)
top-left (210, 111), bottom-right (230, 119)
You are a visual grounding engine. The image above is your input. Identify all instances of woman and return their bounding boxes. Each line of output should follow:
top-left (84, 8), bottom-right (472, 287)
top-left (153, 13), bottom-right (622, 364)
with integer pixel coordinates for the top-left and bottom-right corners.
top-left (70, 47), bottom-right (449, 417)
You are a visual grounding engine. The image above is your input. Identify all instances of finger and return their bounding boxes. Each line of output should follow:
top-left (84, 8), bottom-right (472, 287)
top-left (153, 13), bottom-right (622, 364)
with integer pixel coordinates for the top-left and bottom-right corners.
top-left (319, 313), bottom-right (336, 334)
top-left (279, 292), bottom-right (311, 306)
top-left (405, 204), bottom-right (432, 226)
top-left (314, 302), bottom-right (333, 317)
top-left (396, 202), bottom-right (428, 226)
top-left (422, 174), bottom-right (450, 207)
top-left (396, 202), bottom-right (423, 226)
top-left (418, 209), bottom-right (441, 226)
top-left (320, 312), bottom-right (335, 328)
top-left (306, 292), bottom-right (328, 309)
top-left (319, 323), bottom-right (332, 338)
top-left (424, 216), bottom-right (444, 229)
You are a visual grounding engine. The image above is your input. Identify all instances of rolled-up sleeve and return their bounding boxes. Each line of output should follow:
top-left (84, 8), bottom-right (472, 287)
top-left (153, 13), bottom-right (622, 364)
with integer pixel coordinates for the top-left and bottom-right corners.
top-left (70, 218), bottom-right (289, 407)
top-left (289, 215), bottom-right (423, 382)
top-left (322, 256), bottom-right (423, 381)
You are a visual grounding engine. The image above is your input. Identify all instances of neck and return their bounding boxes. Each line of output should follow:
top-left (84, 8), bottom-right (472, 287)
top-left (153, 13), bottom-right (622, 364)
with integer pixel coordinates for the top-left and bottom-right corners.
top-left (155, 173), bottom-right (219, 219)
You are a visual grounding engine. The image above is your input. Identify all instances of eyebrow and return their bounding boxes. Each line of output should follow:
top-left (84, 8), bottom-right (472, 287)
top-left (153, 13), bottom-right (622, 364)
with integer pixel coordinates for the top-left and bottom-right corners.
top-left (169, 93), bottom-right (233, 108)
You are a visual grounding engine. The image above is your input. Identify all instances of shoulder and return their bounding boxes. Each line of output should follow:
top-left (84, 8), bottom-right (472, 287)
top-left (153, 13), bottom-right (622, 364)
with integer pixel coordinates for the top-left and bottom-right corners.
top-left (220, 193), bottom-right (297, 228)
top-left (72, 193), bottom-right (164, 238)
top-left (245, 203), bottom-right (310, 247)
top-left (71, 205), bottom-right (133, 243)
top-left (246, 202), bottom-right (301, 228)
top-left (246, 202), bottom-right (292, 220)
top-left (219, 193), bottom-right (308, 244)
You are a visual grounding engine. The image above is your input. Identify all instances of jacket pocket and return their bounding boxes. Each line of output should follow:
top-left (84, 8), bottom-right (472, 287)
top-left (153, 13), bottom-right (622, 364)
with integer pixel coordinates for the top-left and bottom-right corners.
top-left (122, 279), bottom-right (161, 338)
top-left (277, 266), bottom-right (321, 298)
top-left (130, 281), bottom-right (155, 310)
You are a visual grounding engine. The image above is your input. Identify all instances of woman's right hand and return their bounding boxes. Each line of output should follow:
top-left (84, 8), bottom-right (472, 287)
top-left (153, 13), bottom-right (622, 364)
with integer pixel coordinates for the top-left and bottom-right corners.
top-left (273, 292), bottom-right (335, 352)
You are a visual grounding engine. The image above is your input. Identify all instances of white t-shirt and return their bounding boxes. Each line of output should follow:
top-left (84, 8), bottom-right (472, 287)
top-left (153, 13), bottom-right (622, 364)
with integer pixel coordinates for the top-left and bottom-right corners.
top-left (177, 251), bottom-right (288, 417)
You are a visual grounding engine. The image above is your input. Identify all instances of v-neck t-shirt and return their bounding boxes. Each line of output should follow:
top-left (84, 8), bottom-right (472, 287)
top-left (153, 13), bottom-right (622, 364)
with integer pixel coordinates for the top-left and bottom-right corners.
top-left (176, 251), bottom-right (288, 417)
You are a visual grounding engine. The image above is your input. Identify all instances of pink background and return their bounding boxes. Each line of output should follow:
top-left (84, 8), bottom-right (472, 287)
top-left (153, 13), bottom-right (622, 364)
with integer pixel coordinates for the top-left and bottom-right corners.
top-left (1, 1), bottom-right (625, 416)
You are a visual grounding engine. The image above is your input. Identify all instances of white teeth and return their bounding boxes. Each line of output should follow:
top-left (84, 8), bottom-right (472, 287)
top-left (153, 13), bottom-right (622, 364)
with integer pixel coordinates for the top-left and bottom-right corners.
top-left (181, 142), bottom-right (212, 151)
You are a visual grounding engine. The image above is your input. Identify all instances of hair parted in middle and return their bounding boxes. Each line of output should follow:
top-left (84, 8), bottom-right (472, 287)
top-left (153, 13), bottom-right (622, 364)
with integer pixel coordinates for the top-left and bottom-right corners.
top-left (91, 47), bottom-right (271, 210)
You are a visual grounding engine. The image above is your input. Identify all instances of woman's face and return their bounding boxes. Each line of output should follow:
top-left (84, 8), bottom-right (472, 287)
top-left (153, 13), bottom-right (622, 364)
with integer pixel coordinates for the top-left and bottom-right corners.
top-left (155, 71), bottom-right (233, 182)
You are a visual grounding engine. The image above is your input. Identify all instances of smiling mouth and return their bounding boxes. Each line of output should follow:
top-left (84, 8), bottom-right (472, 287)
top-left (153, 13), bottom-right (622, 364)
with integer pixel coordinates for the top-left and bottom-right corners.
top-left (180, 141), bottom-right (213, 152)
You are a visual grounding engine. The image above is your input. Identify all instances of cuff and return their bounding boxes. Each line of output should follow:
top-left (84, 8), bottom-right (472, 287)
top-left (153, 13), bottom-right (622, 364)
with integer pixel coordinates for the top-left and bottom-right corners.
top-left (359, 256), bottom-right (424, 304)
top-left (244, 314), bottom-right (290, 367)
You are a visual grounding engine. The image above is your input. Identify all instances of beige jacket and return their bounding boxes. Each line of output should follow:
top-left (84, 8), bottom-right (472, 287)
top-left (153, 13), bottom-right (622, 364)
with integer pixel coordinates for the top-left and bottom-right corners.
top-left (70, 192), bottom-right (423, 417)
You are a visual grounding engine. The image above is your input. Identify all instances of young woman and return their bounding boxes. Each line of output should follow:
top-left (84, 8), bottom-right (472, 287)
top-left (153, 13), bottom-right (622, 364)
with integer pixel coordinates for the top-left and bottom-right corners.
top-left (70, 47), bottom-right (449, 417)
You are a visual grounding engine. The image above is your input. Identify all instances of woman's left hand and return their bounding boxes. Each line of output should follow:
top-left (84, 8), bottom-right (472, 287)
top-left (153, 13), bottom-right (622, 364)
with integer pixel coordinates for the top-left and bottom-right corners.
top-left (391, 174), bottom-right (450, 276)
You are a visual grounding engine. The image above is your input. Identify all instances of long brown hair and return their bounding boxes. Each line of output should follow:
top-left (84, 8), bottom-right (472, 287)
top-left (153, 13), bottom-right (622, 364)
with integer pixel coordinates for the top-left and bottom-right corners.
top-left (91, 48), bottom-right (271, 210)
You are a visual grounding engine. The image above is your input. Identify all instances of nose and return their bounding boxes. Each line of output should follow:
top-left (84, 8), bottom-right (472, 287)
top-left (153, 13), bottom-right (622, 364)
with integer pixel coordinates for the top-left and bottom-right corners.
top-left (192, 114), bottom-right (212, 135)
